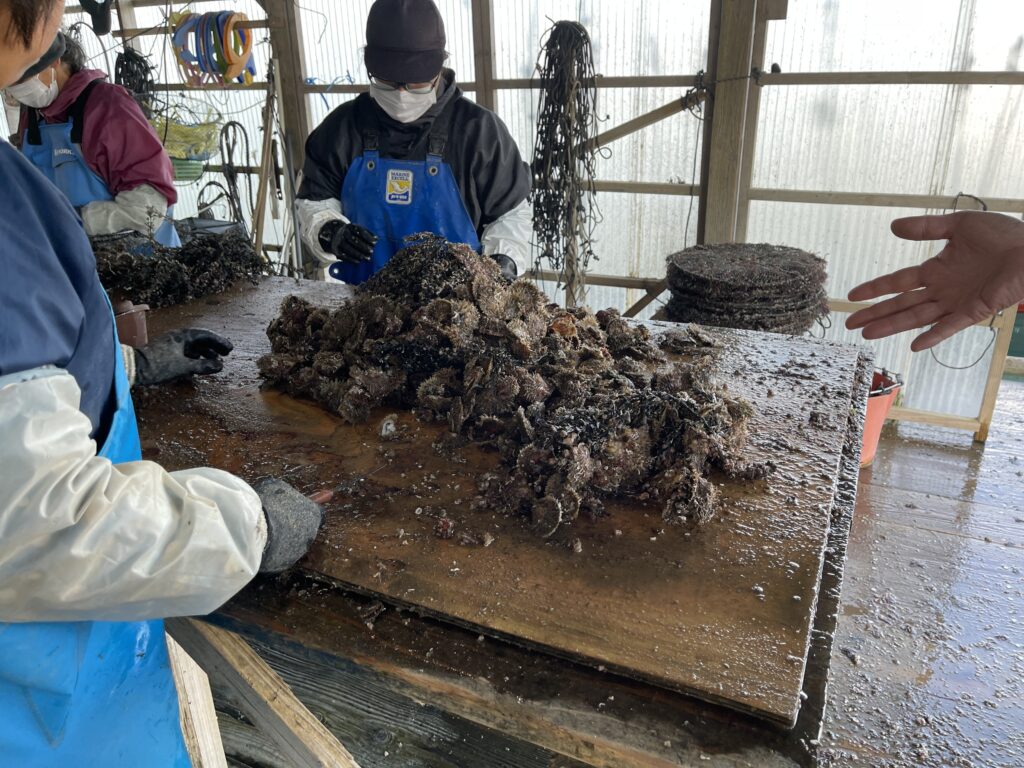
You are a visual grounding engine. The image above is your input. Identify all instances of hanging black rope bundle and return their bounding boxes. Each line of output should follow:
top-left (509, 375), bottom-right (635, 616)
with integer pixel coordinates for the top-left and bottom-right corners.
top-left (114, 47), bottom-right (157, 118)
top-left (531, 20), bottom-right (601, 304)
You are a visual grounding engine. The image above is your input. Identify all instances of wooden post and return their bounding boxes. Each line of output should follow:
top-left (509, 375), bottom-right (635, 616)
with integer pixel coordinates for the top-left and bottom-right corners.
top-left (252, 61), bottom-right (278, 258)
top-left (258, 0), bottom-right (311, 168)
top-left (470, 0), bottom-right (496, 111)
top-left (167, 618), bottom-right (362, 768)
top-left (703, 0), bottom-right (759, 244)
top-left (735, 0), bottom-right (786, 240)
top-left (695, 0), bottom-right (722, 245)
top-left (974, 304), bottom-right (1018, 442)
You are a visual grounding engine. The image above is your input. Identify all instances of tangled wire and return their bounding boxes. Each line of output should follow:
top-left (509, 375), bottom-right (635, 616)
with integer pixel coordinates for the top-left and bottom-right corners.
top-left (531, 21), bottom-right (601, 300)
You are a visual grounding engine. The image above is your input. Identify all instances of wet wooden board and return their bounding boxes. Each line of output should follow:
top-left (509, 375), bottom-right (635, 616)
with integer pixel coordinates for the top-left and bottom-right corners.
top-left (140, 277), bottom-right (865, 726)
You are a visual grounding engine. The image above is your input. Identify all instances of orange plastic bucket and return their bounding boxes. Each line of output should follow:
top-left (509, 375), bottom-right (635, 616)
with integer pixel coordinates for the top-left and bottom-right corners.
top-left (861, 369), bottom-right (902, 467)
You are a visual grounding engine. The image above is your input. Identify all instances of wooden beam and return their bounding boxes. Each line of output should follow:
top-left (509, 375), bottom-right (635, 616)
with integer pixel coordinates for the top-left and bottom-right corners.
top-left (167, 634), bottom-right (229, 768)
top-left (974, 303), bottom-right (1018, 442)
top-left (592, 180), bottom-right (698, 196)
top-left (469, 0), bottom-right (496, 110)
top-left (491, 75), bottom-right (699, 89)
top-left (534, 269), bottom-right (664, 290)
top-left (888, 407), bottom-right (982, 432)
top-left (748, 187), bottom-right (1024, 213)
top-left (586, 92), bottom-right (705, 152)
top-left (760, 70), bottom-right (1024, 86)
top-left (703, 0), bottom-right (758, 243)
top-left (167, 618), bottom-right (361, 768)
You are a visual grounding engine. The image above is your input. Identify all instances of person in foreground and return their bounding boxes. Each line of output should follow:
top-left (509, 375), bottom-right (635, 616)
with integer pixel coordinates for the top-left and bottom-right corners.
top-left (0, 2), bottom-right (322, 765)
top-left (847, 211), bottom-right (1024, 349)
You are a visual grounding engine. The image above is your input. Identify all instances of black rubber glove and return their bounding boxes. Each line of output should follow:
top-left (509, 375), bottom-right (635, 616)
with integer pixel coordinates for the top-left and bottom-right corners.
top-left (319, 219), bottom-right (378, 264)
top-left (133, 329), bottom-right (233, 386)
top-left (253, 478), bottom-right (325, 573)
top-left (490, 253), bottom-right (518, 281)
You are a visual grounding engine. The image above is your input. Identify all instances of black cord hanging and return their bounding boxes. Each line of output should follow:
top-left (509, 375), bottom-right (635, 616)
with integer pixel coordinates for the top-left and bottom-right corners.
top-left (114, 47), bottom-right (157, 118)
top-left (531, 20), bottom-right (601, 304)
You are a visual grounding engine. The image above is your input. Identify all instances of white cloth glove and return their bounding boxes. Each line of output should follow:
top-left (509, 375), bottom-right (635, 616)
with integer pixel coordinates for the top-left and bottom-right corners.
top-left (81, 183), bottom-right (170, 238)
top-left (480, 197), bottom-right (532, 277)
top-left (296, 196), bottom-right (348, 267)
top-left (0, 367), bottom-right (267, 622)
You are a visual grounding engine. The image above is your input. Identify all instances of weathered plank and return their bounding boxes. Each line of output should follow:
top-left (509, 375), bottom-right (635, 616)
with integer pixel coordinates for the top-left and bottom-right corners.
top-left (167, 634), bottom-right (229, 768)
top-left (143, 278), bottom-right (863, 726)
top-left (209, 629), bottom-right (593, 768)
top-left (167, 618), bottom-right (361, 768)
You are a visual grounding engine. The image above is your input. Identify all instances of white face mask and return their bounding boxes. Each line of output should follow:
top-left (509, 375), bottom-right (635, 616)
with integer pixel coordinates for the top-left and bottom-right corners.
top-left (369, 82), bottom-right (437, 124)
top-left (5, 69), bottom-right (59, 110)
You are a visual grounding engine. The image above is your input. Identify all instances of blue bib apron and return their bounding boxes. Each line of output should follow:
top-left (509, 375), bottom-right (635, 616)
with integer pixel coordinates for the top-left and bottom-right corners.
top-left (0, 311), bottom-right (191, 767)
top-left (329, 100), bottom-right (480, 284)
top-left (21, 81), bottom-right (181, 248)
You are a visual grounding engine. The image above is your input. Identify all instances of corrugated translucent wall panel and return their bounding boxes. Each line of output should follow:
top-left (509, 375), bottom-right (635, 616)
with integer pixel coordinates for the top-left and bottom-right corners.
top-left (946, 85), bottom-right (1024, 199)
top-left (755, 84), bottom-right (950, 194)
top-left (755, 84), bottom-right (1024, 199)
top-left (764, 0), bottom-right (1024, 72)
top-left (755, 1), bottom-right (1023, 421)
top-left (491, 0), bottom-right (710, 78)
top-left (297, 0), bottom-right (476, 85)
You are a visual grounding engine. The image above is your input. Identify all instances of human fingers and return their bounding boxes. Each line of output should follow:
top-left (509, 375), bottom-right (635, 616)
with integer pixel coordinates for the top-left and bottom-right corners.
top-left (909, 313), bottom-right (977, 352)
top-left (847, 265), bottom-right (924, 302)
top-left (859, 300), bottom-right (945, 340)
top-left (846, 288), bottom-right (929, 330)
top-left (890, 213), bottom-right (958, 242)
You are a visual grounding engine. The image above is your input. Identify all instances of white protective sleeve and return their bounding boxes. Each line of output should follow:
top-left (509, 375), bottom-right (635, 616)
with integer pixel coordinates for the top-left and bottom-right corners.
top-left (0, 367), bottom-right (267, 623)
top-left (480, 198), bottom-right (532, 276)
top-left (295, 196), bottom-right (348, 267)
top-left (80, 184), bottom-right (170, 238)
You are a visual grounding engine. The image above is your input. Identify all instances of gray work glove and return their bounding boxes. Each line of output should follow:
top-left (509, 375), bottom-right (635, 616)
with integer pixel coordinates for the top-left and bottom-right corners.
top-left (490, 252), bottom-right (518, 281)
top-left (133, 329), bottom-right (233, 386)
top-left (253, 478), bottom-right (325, 573)
top-left (319, 219), bottom-right (378, 264)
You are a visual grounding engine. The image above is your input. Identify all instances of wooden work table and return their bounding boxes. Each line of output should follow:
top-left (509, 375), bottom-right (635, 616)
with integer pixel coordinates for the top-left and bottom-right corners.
top-left (139, 278), bottom-right (870, 768)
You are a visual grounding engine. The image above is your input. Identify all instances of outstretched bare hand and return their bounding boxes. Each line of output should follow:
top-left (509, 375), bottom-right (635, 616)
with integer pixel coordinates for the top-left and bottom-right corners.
top-left (846, 211), bottom-right (1024, 351)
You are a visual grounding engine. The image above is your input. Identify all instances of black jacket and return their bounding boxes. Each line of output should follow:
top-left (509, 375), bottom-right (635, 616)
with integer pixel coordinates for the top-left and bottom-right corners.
top-left (297, 71), bottom-right (530, 235)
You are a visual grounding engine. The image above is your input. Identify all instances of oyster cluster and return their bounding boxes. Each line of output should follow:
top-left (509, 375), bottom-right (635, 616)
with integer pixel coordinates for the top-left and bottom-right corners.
top-left (260, 235), bottom-right (769, 536)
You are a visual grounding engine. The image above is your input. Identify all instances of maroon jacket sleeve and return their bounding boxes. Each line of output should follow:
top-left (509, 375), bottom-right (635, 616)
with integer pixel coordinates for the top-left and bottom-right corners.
top-left (81, 83), bottom-right (177, 205)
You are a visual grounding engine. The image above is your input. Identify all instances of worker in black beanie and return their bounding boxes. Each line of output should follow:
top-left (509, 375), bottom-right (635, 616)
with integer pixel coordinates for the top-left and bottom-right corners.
top-left (296, 0), bottom-right (530, 284)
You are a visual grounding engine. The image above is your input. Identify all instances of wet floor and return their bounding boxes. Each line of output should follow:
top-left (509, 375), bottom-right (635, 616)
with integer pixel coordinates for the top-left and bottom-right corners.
top-left (821, 376), bottom-right (1024, 767)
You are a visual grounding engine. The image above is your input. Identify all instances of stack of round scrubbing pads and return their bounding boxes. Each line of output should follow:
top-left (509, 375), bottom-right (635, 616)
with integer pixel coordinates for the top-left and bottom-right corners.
top-left (663, 243), bottom-right (829, 335)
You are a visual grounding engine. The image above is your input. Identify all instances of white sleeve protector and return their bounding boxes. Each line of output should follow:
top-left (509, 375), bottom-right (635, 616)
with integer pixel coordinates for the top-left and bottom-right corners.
top-left (480, 198), bottom-right (532, 276)
top-left (296, 196), bottom-right (348, 267)
top-left (0, 367), bottom-right (267, 623)
top-left (80, 183), bottom-right (171, 238)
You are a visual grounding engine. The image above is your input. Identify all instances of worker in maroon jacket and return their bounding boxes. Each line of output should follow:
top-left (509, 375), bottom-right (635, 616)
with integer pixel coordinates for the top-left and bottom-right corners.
top-left (4, 32), bottom-right (180, 245)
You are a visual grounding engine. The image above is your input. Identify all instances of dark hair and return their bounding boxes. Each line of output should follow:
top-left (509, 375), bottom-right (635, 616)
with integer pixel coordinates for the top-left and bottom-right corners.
top-left (61, 31), bottom-right (86, 73)
top-left (1, 0), bottom-right (62, 47)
